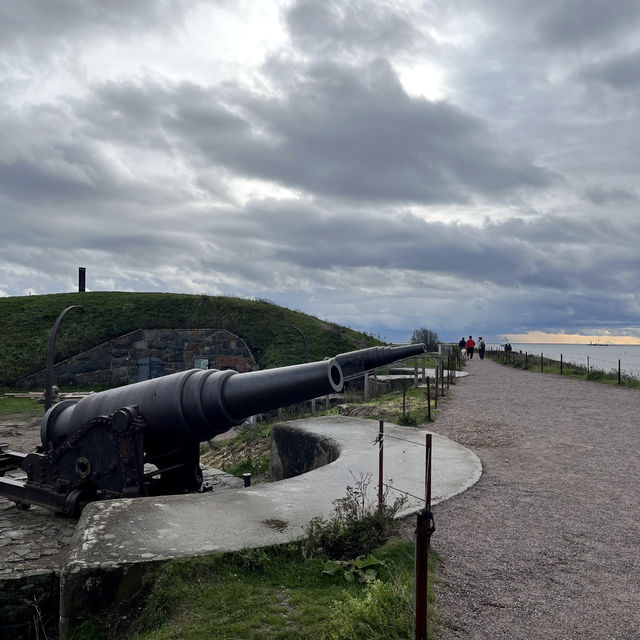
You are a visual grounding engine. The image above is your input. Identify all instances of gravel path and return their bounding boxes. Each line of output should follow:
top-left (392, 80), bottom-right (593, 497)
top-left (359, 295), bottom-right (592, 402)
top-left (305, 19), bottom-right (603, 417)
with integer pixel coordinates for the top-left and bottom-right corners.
top-left (429, 358), bottom-right (640, 640)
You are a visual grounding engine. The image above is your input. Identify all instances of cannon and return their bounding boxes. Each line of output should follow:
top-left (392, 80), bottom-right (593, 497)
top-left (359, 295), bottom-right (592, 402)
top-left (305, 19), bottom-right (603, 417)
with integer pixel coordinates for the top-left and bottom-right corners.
top-left (0, 343), bottom-right (425, 516)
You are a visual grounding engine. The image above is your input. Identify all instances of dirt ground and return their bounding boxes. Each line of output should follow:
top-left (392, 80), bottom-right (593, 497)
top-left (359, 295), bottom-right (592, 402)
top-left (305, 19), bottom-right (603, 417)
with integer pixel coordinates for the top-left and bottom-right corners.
top-left (423, 358), bottom-right (640, 640)
top-left (0, 413), bottom-right (42, 452)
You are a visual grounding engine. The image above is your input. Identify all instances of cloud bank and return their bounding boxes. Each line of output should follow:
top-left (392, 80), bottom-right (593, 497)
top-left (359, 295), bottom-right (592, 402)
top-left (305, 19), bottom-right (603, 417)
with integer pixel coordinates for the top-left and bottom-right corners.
top-left (1, 0), bottom-right (640, 343)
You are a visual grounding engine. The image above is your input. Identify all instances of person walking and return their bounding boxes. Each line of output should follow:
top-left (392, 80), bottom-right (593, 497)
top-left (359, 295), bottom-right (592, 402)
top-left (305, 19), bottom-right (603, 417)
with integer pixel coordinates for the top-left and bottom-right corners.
top-left (465, 336), bottom-right (476, 359)
top-left (477, 337), bottom-right (486, 360)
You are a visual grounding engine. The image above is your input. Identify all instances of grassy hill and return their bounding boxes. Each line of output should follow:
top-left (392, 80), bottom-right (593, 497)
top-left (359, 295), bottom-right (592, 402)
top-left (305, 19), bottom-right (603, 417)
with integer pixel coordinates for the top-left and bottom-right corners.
top-left (0, 292), bottom-right (382, 387)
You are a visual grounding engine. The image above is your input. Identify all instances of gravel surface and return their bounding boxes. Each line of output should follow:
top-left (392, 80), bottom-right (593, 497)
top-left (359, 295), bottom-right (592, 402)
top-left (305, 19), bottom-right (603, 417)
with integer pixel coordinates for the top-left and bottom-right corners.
top-left (428, 358), bottom-right (639, 640)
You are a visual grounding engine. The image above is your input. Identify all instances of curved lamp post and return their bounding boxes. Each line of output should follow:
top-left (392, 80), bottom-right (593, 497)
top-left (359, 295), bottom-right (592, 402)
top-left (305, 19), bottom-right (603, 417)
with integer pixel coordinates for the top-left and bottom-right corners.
top-left (45, 305), bottom-right (84, 411)
top-left (280, 324), bottom-right (308, 363)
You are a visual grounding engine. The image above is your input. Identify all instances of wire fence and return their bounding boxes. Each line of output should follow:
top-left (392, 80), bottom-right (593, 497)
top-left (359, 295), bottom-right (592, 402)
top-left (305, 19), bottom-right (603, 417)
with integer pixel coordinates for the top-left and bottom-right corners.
top-left (486, 348), bottom-right (640, 386)
top-left (373, 418), bottom-right (436, 640)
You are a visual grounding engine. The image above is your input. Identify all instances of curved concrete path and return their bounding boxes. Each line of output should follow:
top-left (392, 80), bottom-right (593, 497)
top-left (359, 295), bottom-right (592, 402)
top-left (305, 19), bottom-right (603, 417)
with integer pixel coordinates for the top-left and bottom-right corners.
top-left (60, 416), bottom-right (481, 633)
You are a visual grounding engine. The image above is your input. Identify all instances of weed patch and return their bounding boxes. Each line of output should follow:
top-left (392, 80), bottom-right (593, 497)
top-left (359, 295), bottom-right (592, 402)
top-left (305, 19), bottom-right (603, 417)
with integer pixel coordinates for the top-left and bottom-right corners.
top-left (303, 473), bottom-right (407, 560)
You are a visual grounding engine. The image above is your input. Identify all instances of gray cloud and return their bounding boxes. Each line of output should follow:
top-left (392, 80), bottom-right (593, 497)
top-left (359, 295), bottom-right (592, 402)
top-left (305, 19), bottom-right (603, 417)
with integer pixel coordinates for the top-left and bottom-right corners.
top-left (581, 50), bottom-right (640, 90)
top-left (2, 193), bottom-right (639, 339)
top-left (440, 0), bottom-right (640, 50)
top-left (536, 0), bottom-right (640, 48)
top-left (169, 58), bottom-right (555, 204)
top-left (581, 185), bottom-right (638, 206)
top-left (33, 57), bottom-right (555, 209)
top-left (0, 0), bottom-right (200, 55)
top-left (286, 0), bottom-right (430, 56)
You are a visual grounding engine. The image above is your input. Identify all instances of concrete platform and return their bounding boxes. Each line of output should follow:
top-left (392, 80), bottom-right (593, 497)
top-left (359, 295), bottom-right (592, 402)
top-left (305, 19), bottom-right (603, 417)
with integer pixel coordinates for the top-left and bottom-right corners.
top-left (375, 368), bottom-right (468, 382)
top-left (60, 416), bottom-right (481, 634)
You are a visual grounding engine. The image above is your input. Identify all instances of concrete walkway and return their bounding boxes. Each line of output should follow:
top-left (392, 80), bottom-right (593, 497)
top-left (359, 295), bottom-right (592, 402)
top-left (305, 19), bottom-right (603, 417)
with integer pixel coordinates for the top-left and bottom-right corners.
top-left (61, 415), bottom-right (481, 632)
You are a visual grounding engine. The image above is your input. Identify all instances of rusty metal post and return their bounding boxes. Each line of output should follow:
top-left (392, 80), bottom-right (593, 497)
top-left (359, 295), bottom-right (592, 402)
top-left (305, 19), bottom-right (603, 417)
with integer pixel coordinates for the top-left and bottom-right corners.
top-left (560, 353), bottom-right (563, 375)
top-left (378, 420), bottom-right (384, 511)
top-left (426, 377), bottom-right (431, 421)
top-left (413, 433), bottom-right (433, 640)
top-left (618, 359), bottom-right (621, 385)
top-left (587, 355), bottom-right (590, 373)
top-left (45, 305), bottom-right (83, 411)
top-left (541, 353), bottom-right (544, 373)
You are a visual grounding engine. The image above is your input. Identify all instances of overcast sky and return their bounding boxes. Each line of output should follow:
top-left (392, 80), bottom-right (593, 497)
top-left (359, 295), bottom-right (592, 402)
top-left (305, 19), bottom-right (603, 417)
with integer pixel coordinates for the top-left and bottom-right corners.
top-left (2, 0), bottom-right (640, 344)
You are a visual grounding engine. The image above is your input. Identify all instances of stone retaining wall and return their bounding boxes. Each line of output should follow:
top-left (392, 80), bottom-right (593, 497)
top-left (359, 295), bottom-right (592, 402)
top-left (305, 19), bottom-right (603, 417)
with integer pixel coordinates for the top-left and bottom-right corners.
top-left (17, 329), bottom-right (257, 389)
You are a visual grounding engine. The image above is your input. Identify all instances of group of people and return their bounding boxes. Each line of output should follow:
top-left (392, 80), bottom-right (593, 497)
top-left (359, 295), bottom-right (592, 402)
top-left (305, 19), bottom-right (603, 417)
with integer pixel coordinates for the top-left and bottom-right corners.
top-left (458, 335), bottom-right (486, 360)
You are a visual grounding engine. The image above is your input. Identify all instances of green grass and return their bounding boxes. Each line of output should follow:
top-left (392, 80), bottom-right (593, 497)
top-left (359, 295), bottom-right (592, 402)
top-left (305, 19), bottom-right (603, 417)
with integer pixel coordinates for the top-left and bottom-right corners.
top-left (223, 455), bottom-right (271, 479)
top-left (0, 391), bottom-right (46, 419)
top-left (358, 383), bottom-right (442, 426)
top-left (116, 540), bottom-right (438, 640)
top-left (0, 292), bottom-right (381, 386)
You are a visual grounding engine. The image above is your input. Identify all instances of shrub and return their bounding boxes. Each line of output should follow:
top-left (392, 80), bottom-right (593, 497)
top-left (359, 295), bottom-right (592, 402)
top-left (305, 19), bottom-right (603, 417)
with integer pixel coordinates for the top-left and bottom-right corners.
top-left (304, 473), bottom-right (406, 560)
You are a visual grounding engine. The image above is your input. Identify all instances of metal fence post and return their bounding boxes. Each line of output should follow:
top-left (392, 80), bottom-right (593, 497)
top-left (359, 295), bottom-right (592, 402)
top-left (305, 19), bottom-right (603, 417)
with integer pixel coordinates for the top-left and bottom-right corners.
top-left (378, 420), bottom-right (384, 511)
top-left (413, 433), bottom-right (433, 640)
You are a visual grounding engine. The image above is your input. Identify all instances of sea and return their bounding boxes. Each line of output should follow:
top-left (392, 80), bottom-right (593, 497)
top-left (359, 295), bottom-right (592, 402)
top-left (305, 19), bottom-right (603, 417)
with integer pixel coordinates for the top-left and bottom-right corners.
top-left (486, 343), bottom-right (640, 379)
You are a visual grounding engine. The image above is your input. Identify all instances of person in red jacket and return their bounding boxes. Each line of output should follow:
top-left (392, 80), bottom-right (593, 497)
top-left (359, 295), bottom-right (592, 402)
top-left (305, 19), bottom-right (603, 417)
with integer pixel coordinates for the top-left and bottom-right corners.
top-left (465, 336), bottom-right (476, 359)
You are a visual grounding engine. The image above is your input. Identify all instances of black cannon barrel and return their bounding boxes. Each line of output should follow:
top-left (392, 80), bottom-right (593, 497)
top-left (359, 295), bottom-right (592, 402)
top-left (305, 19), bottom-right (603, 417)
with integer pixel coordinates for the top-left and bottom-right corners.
top-left (41, 358), bottom-right (344, 447)
top-left (334, 343), bottom-right (427, 380)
